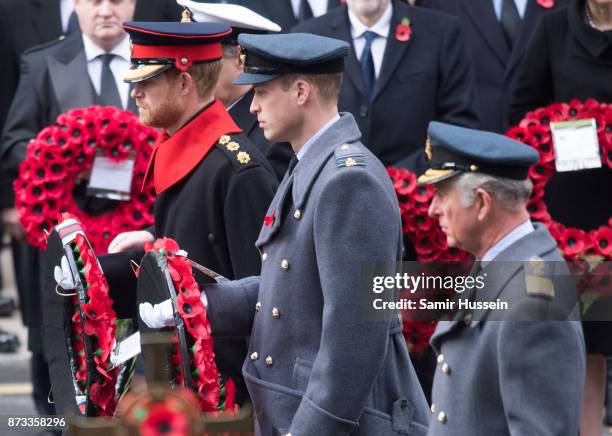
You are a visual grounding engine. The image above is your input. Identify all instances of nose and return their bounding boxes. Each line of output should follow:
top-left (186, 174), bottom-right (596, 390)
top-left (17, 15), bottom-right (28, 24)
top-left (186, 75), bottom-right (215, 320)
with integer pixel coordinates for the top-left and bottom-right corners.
top-left (97, 0), bottom-right (113, 17)
top-left (250, 94), bottom-right (260, 115)
top-left (428, 193), bottom-right (440, 218)
top-left (131, 84), bottom-right (141, 99)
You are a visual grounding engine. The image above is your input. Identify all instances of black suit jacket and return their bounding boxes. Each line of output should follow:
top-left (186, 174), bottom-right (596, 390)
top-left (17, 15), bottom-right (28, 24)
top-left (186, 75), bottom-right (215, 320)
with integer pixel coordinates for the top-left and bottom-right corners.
top-left (229, 89), bottom-right (294, 180)
top-left (421, 0), bottom-right (570, 133)
top-left (235, 0), bottom-right (341, 32)
top-left (293, 1), bottom-right (479, 171)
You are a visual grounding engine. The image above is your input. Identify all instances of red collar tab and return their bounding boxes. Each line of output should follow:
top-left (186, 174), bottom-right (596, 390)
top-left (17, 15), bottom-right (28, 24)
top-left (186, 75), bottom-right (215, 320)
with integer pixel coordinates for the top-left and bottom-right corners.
top-left (142, 100), bottom-right (242, 194)
top-left (131, 43), bottom-right (223, 71)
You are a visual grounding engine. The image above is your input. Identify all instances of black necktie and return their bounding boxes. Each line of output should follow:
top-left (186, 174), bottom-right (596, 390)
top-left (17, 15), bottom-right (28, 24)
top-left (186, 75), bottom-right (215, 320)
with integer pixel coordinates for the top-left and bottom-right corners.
top-left (99, 54), bottom-right (123, 109)
top-left (298, 0), bottom-right (314, 21)
top-left (360, 31), bottom-right (377, 99)
top-left (500, 0), bottom-right (521, 48)
top-left (66, 11), bottom-right (80, 35)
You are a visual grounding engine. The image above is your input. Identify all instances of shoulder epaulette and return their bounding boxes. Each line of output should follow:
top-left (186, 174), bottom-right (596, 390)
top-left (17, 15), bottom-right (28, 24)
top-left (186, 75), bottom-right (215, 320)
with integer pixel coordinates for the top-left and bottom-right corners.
top-left (216, 134), bottom-right (254, 168)
top-left (23, 35), bottom-right (67, 57)
top-left (334, 143), bottom-right (365, 169)
top-left (524, 256), bottom-right (555, 299)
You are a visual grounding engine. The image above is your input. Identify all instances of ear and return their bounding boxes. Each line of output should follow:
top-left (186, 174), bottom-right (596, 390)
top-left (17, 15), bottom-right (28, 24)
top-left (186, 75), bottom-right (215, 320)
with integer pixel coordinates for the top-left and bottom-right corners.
top-left (474, 187), bottom-right (492, 221)
top-left (229, 45), bottom-right (244, 72)
top-left (294, 79), bottom-right (312, 106)
top-left (177, 72), bottom-right (194, 97)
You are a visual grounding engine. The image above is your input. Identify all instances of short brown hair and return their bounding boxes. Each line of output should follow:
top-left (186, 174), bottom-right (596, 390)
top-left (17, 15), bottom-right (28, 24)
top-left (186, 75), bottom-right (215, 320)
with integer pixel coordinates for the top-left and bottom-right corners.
top-left (280, 73), bottom-right (343, 104)
top-left (166, 60), bottom-right (222, 99)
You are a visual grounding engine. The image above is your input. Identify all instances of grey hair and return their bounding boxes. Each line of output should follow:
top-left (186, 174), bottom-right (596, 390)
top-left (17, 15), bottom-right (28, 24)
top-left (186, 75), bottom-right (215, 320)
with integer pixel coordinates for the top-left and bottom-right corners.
top-left (453, 172), bottom-right (533, 211)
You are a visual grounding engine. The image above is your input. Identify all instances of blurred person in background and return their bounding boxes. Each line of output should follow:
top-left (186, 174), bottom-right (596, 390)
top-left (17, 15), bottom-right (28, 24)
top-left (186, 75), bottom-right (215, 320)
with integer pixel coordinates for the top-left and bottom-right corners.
top-left (420, 0), bottom-right (571, 133)
top-left (293, 0), bottom-right (479, 174)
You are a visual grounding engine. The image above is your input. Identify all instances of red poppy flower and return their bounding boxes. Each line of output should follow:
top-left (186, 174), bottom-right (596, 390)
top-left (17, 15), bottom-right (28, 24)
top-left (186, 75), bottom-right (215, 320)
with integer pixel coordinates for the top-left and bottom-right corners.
top-left (264, 211), bottom-right (276, 227)
top-left (413, 185), bottom-right (434, 203)
top-left (547, 103), bottom-right (569, 119)
top-left (592, 227), bottom-right (612, 257)
top-left (536, 0), bottom-right (554, 9)
top-left (395, 18), bottom-right (412, 42)
top-left (566, 99), bottom-right (583, 118)
top-left (559, 228), bottom-right (589, 257)
top-left (526, 198), bottom-right (551, 224)
top-left (528, 162), bottom-right (553, 182)
top-left (506, 126), bottom-right (531, 143)
top-left (139, 404), bottom-right (190, 436)
top-left (395, 170), bottom-right (417, 197)
top-left (177, 296), bottom-right (205, 320)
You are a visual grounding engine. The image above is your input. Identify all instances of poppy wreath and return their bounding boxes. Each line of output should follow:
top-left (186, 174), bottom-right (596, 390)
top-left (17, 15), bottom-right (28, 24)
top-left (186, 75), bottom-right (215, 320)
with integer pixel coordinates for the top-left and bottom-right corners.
top-left (14, 106), bottom-right (157, 253)
top-left (506, 99), bottom-right (612, 261)
top-left (61, 214), bottom-right (120, 416)
top-left (387, 167), bottom-right (471, 353)
top-left (144, 238), bottom-right (237, 413)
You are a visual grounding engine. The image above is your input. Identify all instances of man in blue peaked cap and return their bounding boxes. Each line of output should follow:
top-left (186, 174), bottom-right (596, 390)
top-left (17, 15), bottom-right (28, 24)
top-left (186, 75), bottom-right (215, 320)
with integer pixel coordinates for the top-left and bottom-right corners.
top-left (141, 32), bottom-right (430, 435)
top-left (420, 122), bottom-right (585, 435)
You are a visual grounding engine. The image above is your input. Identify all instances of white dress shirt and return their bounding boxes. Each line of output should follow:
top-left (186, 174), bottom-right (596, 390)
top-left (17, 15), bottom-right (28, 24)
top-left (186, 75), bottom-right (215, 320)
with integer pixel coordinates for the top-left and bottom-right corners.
top-left (60, 0), bottom-right (74, 33)
top-left (348, 3), bottom-right (392, 79)
top-left (481, 219), bottom-right (534, 262)
top-left (290, 0), bottom-right (330, 19)
top-left (492, 0), bottom-right (528, 20)
top-left (296, 114), bottom-right (341, 160)
top-left (82, 34), bottom-right (131, 109)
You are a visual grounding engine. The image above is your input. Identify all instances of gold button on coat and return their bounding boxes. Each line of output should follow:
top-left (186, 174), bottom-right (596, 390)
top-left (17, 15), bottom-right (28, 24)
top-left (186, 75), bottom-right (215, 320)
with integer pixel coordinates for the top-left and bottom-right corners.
top-left (441, 363), bottom-right (450, 374)
top-left (250, 352), bottom-right (258, 361)
top-left (255, 302), bottom-right (261, 312)
top-left (261, 252), bottom-right (267, 261)
top-left (272, 307), bottom-right (280, 318)
top-left (438, 411), bottom-right (446, 423)
top-left (293, 210), bottom-right (301, 220)
top-left (281, 259), bottom-right (289, 270)
top-left (437, 354), bottom-right (444, 364)
top-left (430, 403), bottom-right (435, 413)
top-left (463, 313), bottom-right (472, 325)
top-left (265, 356), bottom-right (273, 366)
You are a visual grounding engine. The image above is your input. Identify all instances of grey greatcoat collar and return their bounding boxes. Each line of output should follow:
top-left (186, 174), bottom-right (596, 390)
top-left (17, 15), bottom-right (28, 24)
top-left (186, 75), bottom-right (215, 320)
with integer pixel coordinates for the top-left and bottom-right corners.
top-left (255, 113), bottom-right (361, 249)
top-left (292, 112), bottom-right (361, 208)
top-left (430, 223), bottom-right (559, 349)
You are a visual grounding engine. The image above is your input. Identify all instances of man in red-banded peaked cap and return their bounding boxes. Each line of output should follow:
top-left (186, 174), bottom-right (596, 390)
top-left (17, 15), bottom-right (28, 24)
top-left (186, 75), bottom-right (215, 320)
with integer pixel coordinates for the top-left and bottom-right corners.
top-left (95, 15), bottom-right (280, 405)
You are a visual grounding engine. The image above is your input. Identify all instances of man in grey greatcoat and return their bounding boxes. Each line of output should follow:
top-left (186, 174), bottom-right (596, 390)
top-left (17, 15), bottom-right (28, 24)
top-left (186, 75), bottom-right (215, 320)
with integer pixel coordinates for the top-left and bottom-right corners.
top-left (140, 32), bottom-right (430, 435)
top-left (419, 122), bottom-right (585, 435)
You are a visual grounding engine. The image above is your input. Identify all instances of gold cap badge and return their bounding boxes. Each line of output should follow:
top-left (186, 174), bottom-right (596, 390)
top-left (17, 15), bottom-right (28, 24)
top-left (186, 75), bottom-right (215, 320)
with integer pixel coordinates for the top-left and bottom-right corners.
top-left (425, 136), bottom-right (432, 161)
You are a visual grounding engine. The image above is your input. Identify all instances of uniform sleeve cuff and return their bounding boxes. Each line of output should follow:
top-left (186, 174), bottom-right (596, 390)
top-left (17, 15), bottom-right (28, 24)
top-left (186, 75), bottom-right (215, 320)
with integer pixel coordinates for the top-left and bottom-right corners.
top-left (289, 396), bottom-right (358, 436)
